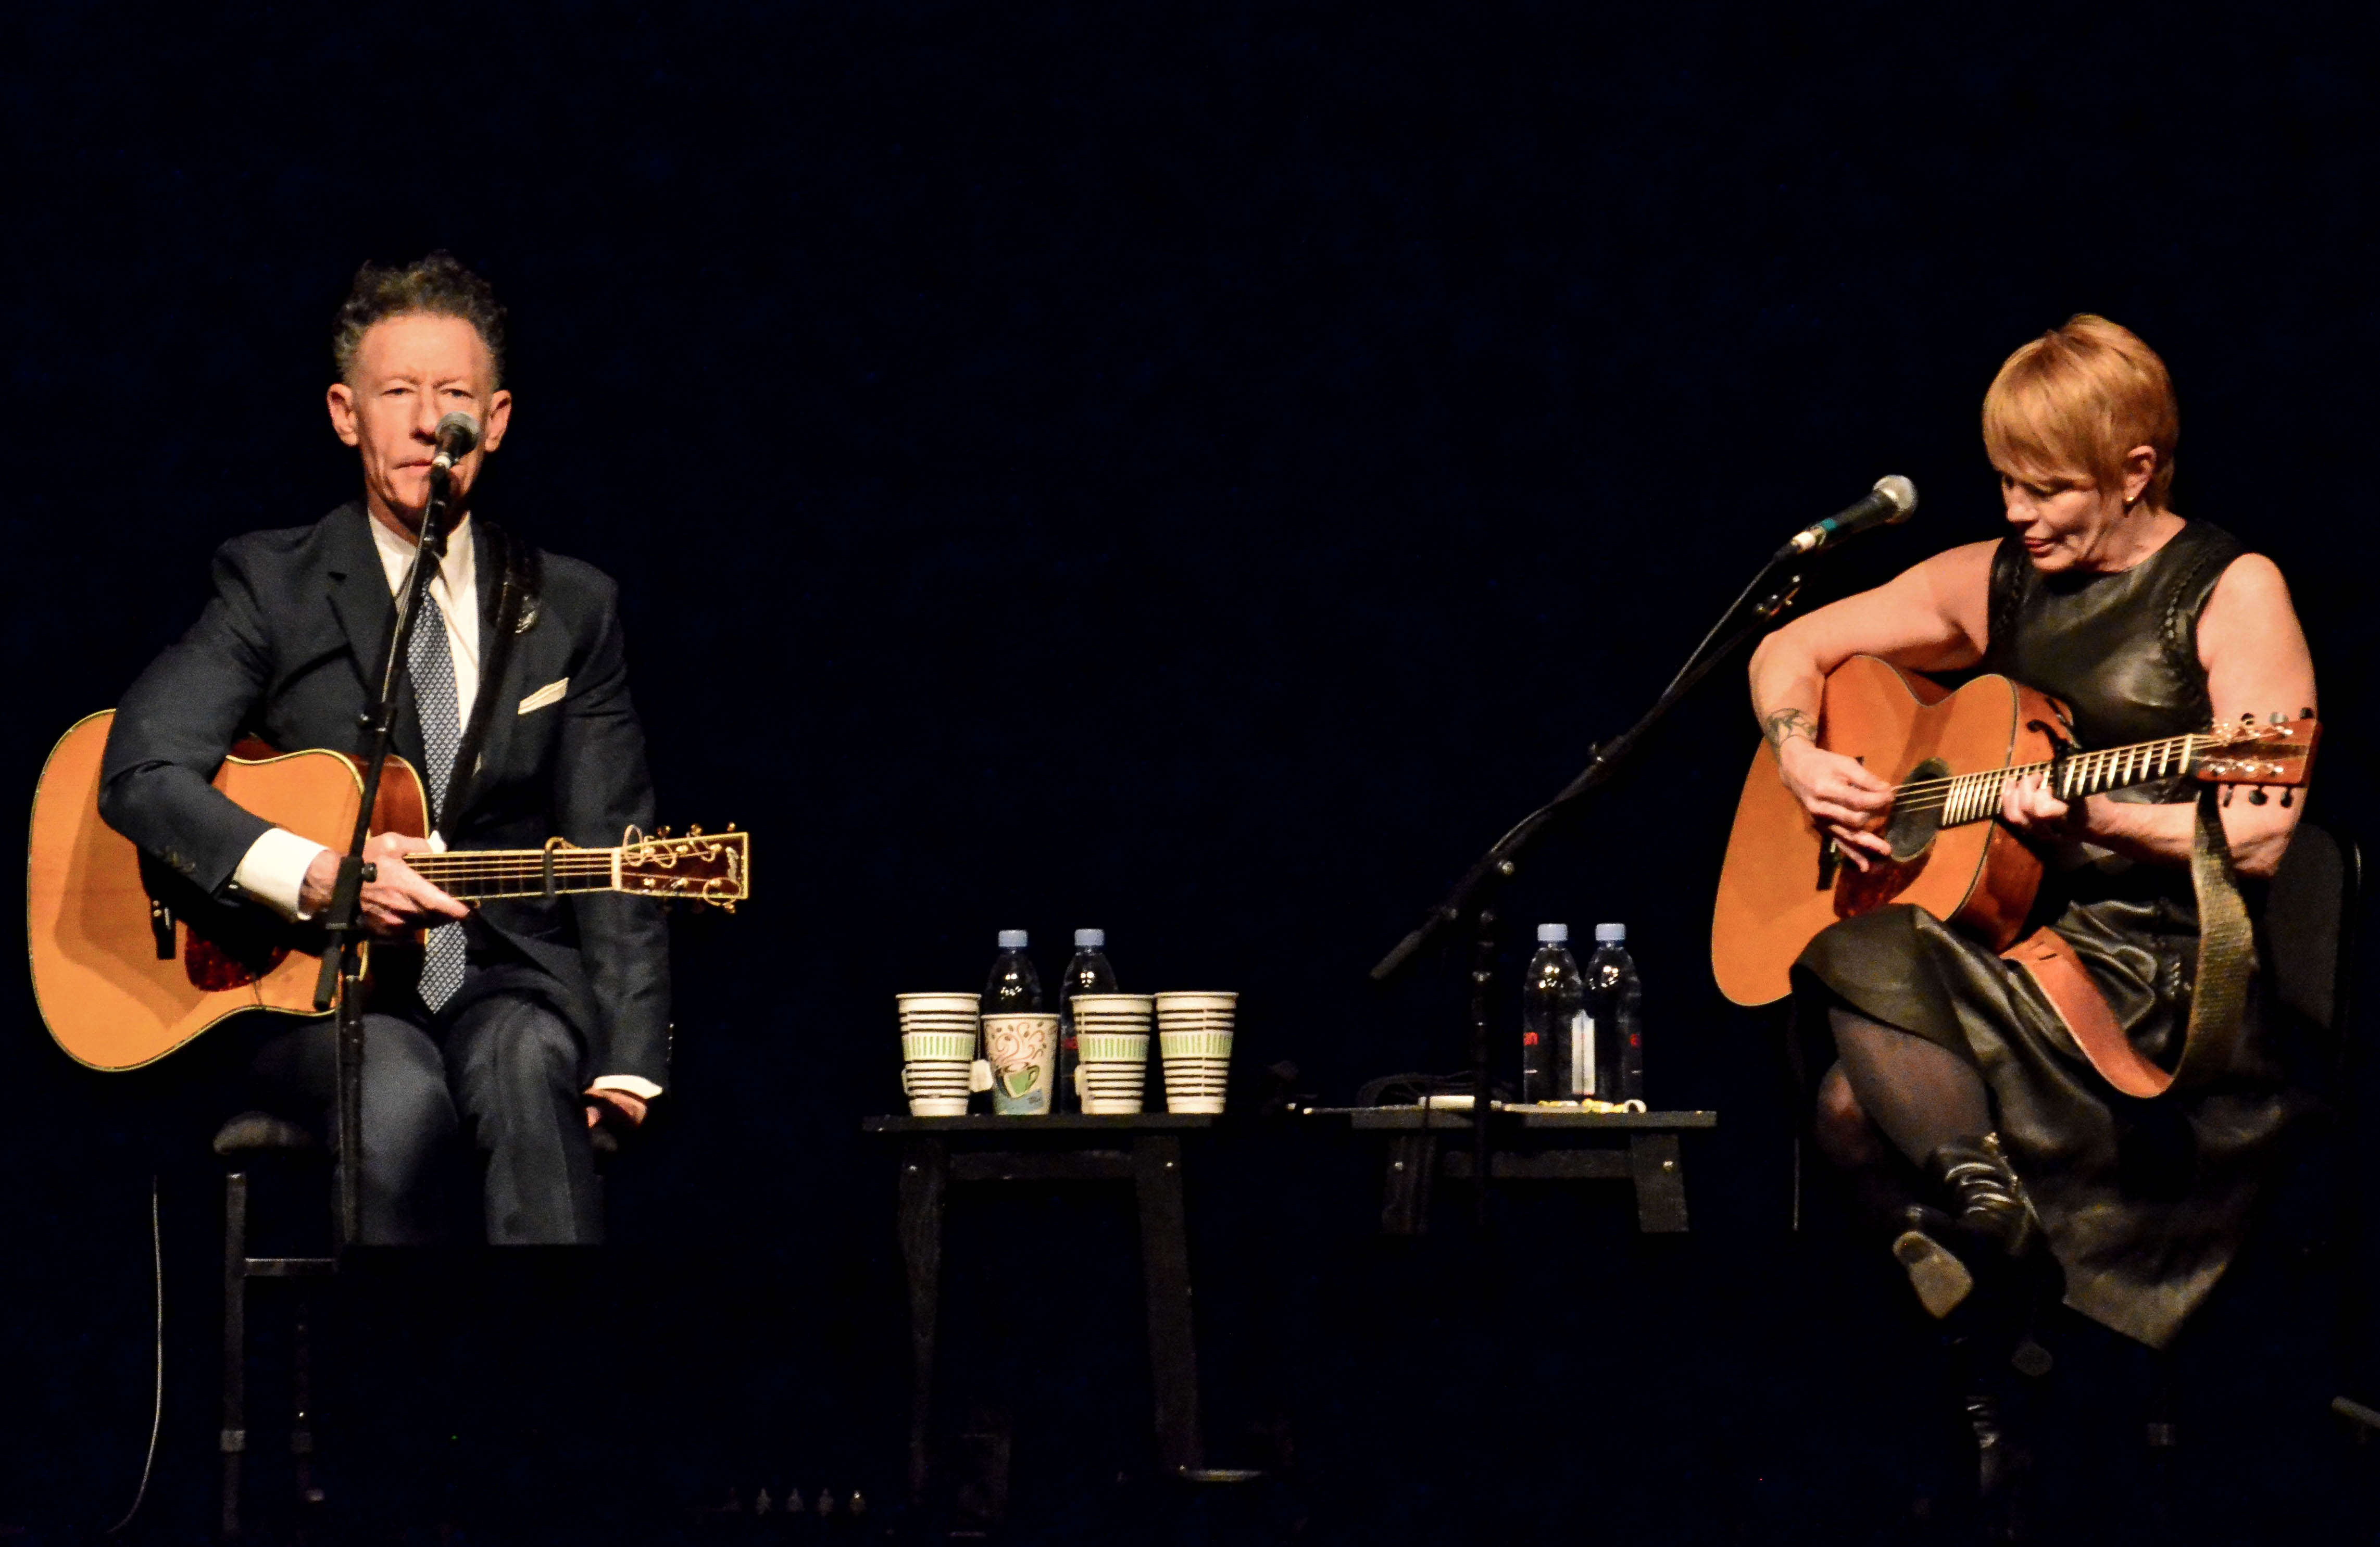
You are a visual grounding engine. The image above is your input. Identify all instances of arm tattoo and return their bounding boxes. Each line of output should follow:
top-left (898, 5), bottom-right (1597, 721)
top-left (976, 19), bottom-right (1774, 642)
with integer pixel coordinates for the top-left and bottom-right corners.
top-left (1761, 708), bottom-right (1818, 752)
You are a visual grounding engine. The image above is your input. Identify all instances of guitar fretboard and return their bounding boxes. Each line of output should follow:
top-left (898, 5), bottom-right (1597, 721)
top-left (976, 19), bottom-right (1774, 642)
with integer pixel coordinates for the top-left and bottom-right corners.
top-left (1899, 733), bottom-right (2206, 825)
top-left (407, 848), bottom-right (620, 901)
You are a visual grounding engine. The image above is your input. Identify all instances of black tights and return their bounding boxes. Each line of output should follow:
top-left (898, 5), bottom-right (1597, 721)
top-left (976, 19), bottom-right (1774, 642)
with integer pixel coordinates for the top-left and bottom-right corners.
top-left (1821, 1004), bottom-right (1991, 1170)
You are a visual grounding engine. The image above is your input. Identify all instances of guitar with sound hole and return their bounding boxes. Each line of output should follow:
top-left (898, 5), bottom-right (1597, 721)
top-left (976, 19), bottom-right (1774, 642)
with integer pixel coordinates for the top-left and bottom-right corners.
top-left (1710, 655), bottom-right (2316, 1005)
top-left (27, 710), bottom-right (749, 1070)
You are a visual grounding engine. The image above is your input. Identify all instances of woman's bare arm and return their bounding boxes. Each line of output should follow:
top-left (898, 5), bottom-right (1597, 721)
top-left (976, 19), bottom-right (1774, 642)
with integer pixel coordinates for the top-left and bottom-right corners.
top-left (1746, 542), bottom-right (1997, 864)
top-left (2003, 553), bottom-right (2316, 878)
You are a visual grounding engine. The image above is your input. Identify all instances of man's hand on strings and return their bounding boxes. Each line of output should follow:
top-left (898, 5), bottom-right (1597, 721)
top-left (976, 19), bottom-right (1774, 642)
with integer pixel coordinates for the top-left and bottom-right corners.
top-left (299, 833), bottom-right (470, 935)
top-left (1775, 736), bottom-right (1895, 870)
top-left (1998, 771), bottom-right (2091, 847)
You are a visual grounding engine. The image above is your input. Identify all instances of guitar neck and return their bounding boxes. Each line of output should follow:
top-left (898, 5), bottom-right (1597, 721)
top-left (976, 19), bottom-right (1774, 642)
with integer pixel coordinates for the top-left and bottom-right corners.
top-left (407, 847), bottom-right (622, 901)
top-left (1922, 732), bottom-right (2207, 827)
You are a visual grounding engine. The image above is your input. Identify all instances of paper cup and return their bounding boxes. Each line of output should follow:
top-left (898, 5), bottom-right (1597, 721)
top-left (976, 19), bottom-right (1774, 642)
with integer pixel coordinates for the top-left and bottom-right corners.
top-left (897, 992), bottom-right (983, 1015)
top-left (983, 1013), bottom-right (1059, 1116)
top-left (901, 1060), bottom-right (972, 1117)
top-left (904, 1030), bottom-right (979, 1061)
top-left (1156, 994), bottom-right (1236, 1113)
top-left (1159, 1034), bottom-right (1234, 1114)
top-left (1075, 1028), bottom-right (1150, 1114)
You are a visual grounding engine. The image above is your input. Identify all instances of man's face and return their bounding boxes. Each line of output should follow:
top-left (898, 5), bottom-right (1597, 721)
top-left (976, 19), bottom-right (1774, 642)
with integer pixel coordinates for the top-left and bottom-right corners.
top-left (327, 312), bottom-right (512, 535)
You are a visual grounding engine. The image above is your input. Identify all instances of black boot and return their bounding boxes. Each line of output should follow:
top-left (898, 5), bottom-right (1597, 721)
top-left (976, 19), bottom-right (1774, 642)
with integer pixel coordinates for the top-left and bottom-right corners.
top-left (1931, 1134), bottom-right (2038, 1259)
top-left (1889, 1134), bottom-right (2039, 1319)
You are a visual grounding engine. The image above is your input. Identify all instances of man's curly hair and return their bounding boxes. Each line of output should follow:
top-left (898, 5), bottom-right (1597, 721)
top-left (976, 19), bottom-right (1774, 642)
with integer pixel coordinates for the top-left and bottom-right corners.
top-left (332, 251), bottom-right (507, 385)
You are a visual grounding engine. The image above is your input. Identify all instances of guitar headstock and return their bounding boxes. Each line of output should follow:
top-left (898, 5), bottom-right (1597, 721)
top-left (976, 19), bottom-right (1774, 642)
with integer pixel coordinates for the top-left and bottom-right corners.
top-left (2194, 713), bottom-right (2321, 787)
top-left (618, 825), bottom-right (750, 909)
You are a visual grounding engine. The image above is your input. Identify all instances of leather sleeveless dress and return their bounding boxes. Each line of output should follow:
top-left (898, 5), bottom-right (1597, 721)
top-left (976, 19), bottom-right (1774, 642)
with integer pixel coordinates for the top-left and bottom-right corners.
top-left (1796, 521), bottom-right (2302, 1348)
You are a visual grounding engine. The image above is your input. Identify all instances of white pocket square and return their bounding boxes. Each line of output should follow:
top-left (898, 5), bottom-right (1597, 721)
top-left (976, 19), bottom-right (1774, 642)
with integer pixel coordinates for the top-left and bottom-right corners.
top-left (516, 677), bottom-right (568, 715)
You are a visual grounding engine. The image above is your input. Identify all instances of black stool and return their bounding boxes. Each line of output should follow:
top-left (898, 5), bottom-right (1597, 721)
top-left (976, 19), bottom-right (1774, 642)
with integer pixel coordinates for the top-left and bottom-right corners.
top-left (214, 1111), bottom-right (335, 1538)
top-left (863, 1113), bottom-right (1251, 1511)
top-left (1307, 1105), bottom-right (1717, 1234)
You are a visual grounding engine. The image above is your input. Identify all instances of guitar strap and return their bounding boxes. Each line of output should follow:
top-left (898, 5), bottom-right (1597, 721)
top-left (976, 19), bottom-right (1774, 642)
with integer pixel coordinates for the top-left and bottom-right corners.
top-left (2001, 785), bottom-right (2254, 1099)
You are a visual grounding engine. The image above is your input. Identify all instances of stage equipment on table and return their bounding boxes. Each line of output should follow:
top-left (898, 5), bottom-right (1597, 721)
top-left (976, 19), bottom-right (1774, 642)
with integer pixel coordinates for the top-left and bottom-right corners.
top-left (1369, 480), bottom-right (1905, 1225)
top-left (1584, 923), bottom-right (1644, 1104)
top-left (1055, 928), bottom-right (1118, 1114)
top-left (1520, 923), bottom-right (1584, 1103)
top-left (1154, 991), bottom-right (1237, 1114)
top-left (1709, 655), bottom-right (2320, 1017)
top-left (27, 711), bottom-right (749, 1074)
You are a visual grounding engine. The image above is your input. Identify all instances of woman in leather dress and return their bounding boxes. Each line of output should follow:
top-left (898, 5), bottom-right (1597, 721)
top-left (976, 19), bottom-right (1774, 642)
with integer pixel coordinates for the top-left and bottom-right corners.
top-left (1747, 315), bottom-right (2316, 1351)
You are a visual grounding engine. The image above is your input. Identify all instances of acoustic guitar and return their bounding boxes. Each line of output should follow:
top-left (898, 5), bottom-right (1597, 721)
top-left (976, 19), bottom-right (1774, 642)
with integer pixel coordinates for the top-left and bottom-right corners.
top-left (1710, 655), bottom-right (2317, 1006)
top-left (27, 710), bottom-right (749, 1071)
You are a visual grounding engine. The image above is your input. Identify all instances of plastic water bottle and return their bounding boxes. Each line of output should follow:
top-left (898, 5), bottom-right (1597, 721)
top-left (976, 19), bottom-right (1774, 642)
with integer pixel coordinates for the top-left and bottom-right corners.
top-left (1521, 923), bottom-right (1588, 1102)
top-left (1055, 928), bottom-right (1117, 1115)
top-left (983, 929), bottom-right (1042, 1112)
top-left (985, 929), bottom-right (1043, 1014)
top-left (1586, 923), bottom-right (1644, 1103)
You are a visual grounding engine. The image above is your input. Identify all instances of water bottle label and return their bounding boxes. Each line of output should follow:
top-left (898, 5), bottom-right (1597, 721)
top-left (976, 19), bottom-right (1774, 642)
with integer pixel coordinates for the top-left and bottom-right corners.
top-left (1570, 1012), bottom-right (1594, 1096)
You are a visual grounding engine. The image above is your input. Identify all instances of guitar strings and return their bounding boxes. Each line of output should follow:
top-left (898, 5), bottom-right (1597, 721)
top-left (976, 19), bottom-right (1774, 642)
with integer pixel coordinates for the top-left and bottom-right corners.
top-left (1867, 733), bottom-right (2222, 823)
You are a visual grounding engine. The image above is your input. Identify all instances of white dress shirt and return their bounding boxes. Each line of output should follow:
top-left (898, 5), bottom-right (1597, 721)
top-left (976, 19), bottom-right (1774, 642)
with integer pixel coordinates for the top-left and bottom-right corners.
top-left (226, 511), bottom-right (657, 1099)
top-left (232, 512), bottom-right (478, 914)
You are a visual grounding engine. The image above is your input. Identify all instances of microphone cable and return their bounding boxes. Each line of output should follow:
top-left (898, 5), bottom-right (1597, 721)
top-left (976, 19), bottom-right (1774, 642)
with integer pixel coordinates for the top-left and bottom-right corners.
top-left (105, 1176), bottom-right (164, 1536)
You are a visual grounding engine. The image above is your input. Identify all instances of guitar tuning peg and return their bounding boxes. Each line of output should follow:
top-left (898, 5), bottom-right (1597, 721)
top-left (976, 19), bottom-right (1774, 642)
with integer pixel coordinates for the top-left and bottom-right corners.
top-left (2242, 712), bottom-right (2257, 723)
top-left (2248, 788), bottom-right (2269, 806)
top-left (688, 824), bottom-right (704, 836)
top-left (2301, 708), bottom-right (2316, 720)
top-left (2271, 711), bottom-right (2287, 725)
top-left (2280, 788), bottom-right (2294, 808)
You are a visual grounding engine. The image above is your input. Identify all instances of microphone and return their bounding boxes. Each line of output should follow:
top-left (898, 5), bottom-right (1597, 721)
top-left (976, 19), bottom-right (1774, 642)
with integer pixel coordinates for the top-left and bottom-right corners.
top-left (1774, 475), bottom-right (1918, 560)
top-left (429, 411), bottom-right (482, 472)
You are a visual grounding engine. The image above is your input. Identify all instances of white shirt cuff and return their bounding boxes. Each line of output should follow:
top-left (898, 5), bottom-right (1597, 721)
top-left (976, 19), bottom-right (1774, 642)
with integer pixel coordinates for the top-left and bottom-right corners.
top-left (232, 827), bottom-right (331, 921)
top-left (589, 1075), bottom-right (662, 1100)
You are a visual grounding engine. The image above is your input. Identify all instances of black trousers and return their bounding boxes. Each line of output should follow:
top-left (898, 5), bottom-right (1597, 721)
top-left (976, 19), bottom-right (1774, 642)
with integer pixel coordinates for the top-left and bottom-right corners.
top-left (249, 984), bottom-right (603, 1246)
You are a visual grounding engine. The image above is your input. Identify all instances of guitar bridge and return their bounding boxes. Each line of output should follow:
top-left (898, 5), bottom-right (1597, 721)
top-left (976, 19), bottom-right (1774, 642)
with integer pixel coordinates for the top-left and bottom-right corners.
top-left (1817, 837), bottom-right (1841, 891)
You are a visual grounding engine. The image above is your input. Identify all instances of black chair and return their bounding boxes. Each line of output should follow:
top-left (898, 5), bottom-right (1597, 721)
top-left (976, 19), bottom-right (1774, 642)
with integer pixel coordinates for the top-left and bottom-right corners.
top-left (2262, 823), bottom-right (2372, 1442)
top-left (214, 1111), bottom-right (335, 1539)
top-left (212, 1102), bottom-right (629, 1537)
top-left (2143, 819), bottom-right (2365, 1454)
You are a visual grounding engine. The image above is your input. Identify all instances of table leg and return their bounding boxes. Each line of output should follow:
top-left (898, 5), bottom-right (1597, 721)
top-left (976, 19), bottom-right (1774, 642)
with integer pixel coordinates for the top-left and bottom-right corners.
top-left (898, 1135), bottom-right (948, 1507)
top-left (1133, 1134), bottom-right (1206, 1475)
top-left (1629, 1131), bottom-right (1689, 1232)
top-left (1382, 1131), bottom-right (1438, 1235)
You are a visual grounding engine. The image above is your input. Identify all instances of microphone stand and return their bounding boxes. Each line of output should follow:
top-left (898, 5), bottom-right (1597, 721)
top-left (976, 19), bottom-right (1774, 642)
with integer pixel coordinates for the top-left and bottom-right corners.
top-left (1368, 548), bottom-right (1812, 1230)
top-left (312, 465), bottom-right (455, 1248)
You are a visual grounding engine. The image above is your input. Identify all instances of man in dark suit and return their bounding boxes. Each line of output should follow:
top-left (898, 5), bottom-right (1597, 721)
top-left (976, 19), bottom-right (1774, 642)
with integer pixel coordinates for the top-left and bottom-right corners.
top-left (99, 253), bottom-right (668, 1243)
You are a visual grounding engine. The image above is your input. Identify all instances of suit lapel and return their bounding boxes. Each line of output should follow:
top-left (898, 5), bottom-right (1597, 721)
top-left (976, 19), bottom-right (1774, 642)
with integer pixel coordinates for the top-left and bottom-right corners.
top-left (445, 519), bottom-right (531, 824)
top-left (324, 502), bottom-right (394, 691)
top-left (322, 502), bottom-right (428, 764)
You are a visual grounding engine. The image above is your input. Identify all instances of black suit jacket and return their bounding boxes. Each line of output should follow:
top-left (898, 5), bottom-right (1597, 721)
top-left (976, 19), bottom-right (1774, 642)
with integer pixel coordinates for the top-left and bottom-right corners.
top-left (98, 501), bottom-right (671, 1086)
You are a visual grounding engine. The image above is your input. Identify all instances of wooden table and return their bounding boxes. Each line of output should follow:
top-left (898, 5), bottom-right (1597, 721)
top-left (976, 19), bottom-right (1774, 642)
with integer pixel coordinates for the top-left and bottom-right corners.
top-left (1304, 1106), bottom-right (1719, 1234)
top-left (862, 1114), bottom-right (1244, 1507)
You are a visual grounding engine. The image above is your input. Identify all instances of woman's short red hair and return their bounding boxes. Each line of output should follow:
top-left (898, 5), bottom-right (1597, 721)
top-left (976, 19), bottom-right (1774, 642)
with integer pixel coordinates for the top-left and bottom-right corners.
top-left (1982, 315), bottom-right (2179, 507)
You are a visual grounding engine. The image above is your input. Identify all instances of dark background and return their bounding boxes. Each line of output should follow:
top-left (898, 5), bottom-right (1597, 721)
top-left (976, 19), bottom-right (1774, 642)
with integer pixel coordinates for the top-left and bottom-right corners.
top-left (4, 6), bottom-right (2375, 1543)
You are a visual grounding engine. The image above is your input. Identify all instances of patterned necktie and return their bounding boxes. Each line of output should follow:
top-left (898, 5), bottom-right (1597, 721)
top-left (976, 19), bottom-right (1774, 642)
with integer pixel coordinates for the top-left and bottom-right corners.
top-left (407, 589), bottom-right (469, 1011)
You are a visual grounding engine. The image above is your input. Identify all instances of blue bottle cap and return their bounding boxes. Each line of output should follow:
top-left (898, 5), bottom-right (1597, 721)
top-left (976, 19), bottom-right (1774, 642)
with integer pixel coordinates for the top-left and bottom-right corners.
top-left (1074, 928), bottom-right (1106, 949)
top-left (997, 929), bottom-right (1029, 949)
top-left (1594, 923), bottom-right (1626, 944)
top-left (1536, 923), bottom-right (1569, 944)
